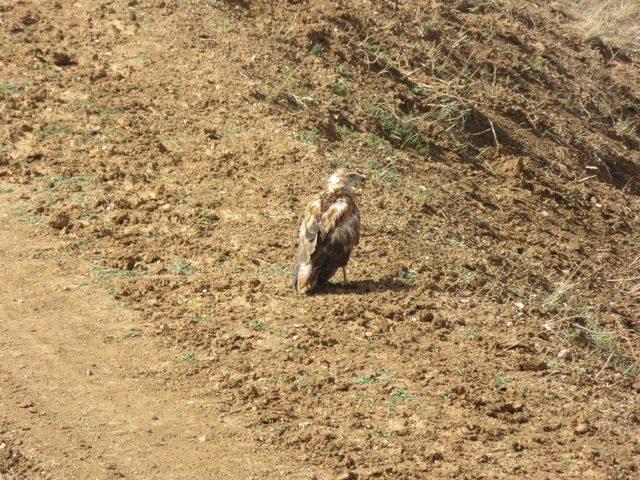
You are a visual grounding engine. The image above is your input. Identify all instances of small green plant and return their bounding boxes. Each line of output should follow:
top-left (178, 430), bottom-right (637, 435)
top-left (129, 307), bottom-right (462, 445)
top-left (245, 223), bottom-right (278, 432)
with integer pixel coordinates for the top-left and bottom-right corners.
top-left (17, 213), bottom-right (45, 224)
top-left (370, 428), bottom-right (390, 438)
top-left (330, 157), bottom-right (350, 169)
top-left (183, 350), bottom-right (198, 363)
top-left (378, 368), bottom-right (395, 379)
top-left (391, 389), bottom-right (412, 402)
top-left (300, 129), bottom-right (318, 145)
top-left (92, 267), bottom-right (139, 278)
top-left (40, 122), bottom-right (73, 136)
top-left (560, 457), bottom-right (572, 467)
top-left (248, 320), bottom-right (268, 331)
top-left (354, 375), bottom-right (375, 384)
top-left (196, 210), bottom-right (219, 225)
top-left (0, 186), bottom-right (14, 193)
top-left (280, 64), bottom-right (294, 76)
top-left (530, 56), bottom-right (544, 71)
top-left (388, 388), bottom-right (413, 409)
top-left (0, 80), bottom-right (22, 93)
top-left (372, 109), bottom-right (430, 155)
top-left (335, 64), bottom-right (353, 77)
top-left (170, 259), bottom-right (192, 276)
top-left (124, 328), bottom-right (141, 338)
top-left (335, 123), bottom-right (352, 135)
top-left (398, 266), bottom-right (417, 282)
top-left (331, 80), bottom-right (348, 97)
top-left (367, 134), bottom-right (395, 158)
top-left (308, 44), bottom-right (325, 59)
top-left (493, 375), bottom-right (511, 392)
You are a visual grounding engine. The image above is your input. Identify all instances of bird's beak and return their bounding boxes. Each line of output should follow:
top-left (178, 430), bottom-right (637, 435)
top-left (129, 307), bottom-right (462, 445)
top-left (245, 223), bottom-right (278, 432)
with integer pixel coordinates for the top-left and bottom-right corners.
top-left (354, 173), bottom-right (367, 184)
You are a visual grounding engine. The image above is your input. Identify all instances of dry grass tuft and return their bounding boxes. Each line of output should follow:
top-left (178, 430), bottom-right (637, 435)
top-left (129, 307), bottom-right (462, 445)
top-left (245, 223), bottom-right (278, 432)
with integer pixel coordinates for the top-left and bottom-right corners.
top-left (564, 0), bottom-right (640, 52)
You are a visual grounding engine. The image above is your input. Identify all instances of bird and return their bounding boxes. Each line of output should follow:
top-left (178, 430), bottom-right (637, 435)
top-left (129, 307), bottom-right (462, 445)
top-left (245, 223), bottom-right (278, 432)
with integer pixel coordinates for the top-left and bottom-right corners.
top-left (294, 168), bottom-right (366, 294)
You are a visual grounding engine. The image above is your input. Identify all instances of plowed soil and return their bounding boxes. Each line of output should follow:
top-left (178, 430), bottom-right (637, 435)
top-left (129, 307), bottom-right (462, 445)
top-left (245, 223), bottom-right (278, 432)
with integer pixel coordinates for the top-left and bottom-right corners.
top-left (1, 0), bottom-right (639, 479)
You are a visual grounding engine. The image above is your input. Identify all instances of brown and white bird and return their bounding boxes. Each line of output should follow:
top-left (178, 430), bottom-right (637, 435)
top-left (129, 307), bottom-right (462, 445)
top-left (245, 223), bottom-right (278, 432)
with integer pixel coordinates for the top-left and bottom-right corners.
top-left (294, 168), bottom-right (366, 294)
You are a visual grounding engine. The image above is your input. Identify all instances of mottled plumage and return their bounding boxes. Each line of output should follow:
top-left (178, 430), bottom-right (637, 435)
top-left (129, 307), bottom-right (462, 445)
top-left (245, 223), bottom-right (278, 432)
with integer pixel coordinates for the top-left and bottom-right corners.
top-left (294, 169), bottom-right (366, 294)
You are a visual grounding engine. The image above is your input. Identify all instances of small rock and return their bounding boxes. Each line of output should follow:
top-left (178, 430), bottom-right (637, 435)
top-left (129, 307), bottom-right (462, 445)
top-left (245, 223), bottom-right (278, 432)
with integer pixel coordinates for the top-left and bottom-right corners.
top-left (49, 212), bottom-right (70, 230)
top-left (198, 434), bottom-right (207, 443)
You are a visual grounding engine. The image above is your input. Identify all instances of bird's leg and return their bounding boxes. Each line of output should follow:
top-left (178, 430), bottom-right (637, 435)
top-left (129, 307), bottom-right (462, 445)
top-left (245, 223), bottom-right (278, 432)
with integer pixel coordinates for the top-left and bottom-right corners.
top-left (342, 266), bottom-right (348, 286)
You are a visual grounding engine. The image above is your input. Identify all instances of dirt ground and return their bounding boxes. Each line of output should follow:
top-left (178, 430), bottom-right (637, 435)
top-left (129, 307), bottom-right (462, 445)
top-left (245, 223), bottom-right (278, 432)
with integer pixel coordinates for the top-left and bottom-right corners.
top-left (1, 0), bottom-right (639, 479)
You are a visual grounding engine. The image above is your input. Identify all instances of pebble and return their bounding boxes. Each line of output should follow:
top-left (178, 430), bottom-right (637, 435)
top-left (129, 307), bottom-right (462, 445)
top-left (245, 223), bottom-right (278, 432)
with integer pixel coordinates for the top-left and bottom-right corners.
top-left (49, 212), bottom-right (70, 230)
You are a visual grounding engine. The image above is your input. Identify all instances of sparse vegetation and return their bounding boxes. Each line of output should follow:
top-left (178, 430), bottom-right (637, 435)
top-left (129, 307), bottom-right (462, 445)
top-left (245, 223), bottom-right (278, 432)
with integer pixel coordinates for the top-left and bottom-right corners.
top-left (183, 350), bottom-right (198, 363)
top-left (566, 0), bottom-right (640, 52)
top-left (248, 321), bottom-right (268, 331)
top-left (124, 328), bottom-right (141, 338)
top-left (169, 259), bottom-right (192, 276)
top-left (2, 0), bottom-right (639, 477)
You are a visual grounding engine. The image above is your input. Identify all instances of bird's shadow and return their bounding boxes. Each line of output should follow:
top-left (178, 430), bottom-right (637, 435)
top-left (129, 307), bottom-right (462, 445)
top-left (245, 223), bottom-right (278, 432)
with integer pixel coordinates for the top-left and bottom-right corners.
top-left (313, 276), bottom-right (414, 295)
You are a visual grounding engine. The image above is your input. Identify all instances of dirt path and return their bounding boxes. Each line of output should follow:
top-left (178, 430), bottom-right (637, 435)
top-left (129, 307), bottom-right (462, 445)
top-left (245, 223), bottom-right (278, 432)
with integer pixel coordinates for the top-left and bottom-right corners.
top-left (0, 193), bottom-right (299, 479)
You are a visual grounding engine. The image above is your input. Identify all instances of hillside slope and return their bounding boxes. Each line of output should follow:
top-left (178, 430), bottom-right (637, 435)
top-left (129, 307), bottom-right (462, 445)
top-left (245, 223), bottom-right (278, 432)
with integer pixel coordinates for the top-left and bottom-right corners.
top-left (1, 0), bottom-right (639, 478)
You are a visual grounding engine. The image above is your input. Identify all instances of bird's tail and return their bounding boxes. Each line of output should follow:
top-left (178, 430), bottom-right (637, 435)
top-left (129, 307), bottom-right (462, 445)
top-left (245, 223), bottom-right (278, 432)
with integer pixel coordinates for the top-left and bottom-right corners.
top-left (294, 263), bottom-right (315, 295)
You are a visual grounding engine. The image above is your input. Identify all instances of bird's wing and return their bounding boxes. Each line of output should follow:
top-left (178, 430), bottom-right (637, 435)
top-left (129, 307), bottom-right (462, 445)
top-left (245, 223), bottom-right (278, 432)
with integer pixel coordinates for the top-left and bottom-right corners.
top-left (296, 199), bottom-right (323, 265)
top-left (313, 198), bottom-right (357, 282)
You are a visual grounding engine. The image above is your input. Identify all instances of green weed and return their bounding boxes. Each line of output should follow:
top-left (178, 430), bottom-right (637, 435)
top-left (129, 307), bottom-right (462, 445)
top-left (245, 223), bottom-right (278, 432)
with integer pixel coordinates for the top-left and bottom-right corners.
top-left (493, 375), bottom-right (511, 392)
top-left (92, 267), bottom-right (139, 278)
top-left (124, 328), bottom-right (141, 338)
top-left (354, 375), bottom-right (375, 384)
top-left (1, 80), bottom-right (22, 93)
top-left (308, 44), bottom-right (325, 59)
top-left (183, 350), bottom-right (198, 363)
top-left (529, 56), bottom-right (544, 71)
top-left (249, 320), bottom-right (268, 331)
top-left (170, 259), bottom-right (192, 276)
top-left (40, 122), bottom-right (73, 137)
top-left (301, 129), bottom-right (318, 145)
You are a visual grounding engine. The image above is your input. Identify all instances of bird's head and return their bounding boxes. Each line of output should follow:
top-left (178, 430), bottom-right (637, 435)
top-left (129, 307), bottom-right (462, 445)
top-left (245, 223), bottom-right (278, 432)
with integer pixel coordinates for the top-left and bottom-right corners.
top-left (327, 168), bottom-right (367, 192)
